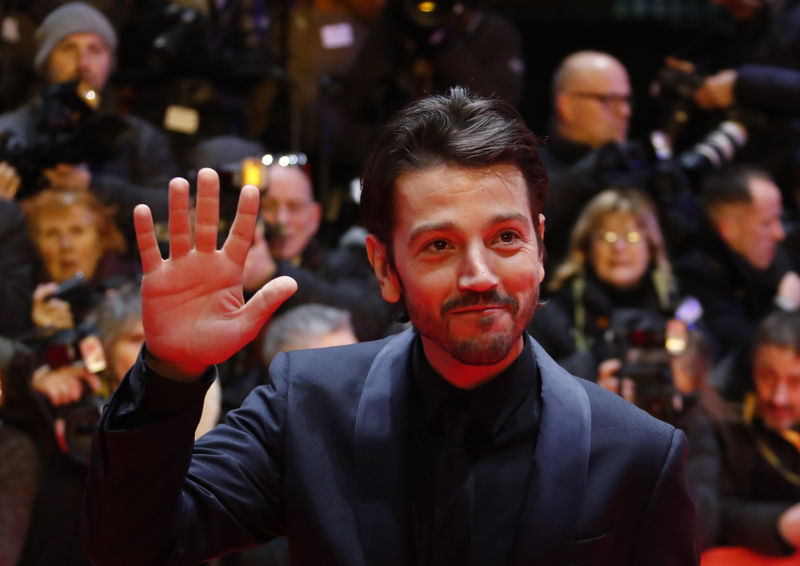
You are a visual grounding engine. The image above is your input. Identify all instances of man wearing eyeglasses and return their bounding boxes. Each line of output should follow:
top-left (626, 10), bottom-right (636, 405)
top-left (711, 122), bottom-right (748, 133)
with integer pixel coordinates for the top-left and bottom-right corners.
top-left (540, 50), bottom-right (634, 273)
top-left (552, 51), bottom-right (632, 149)
top-left (241, 157), bottom-right (397, 342)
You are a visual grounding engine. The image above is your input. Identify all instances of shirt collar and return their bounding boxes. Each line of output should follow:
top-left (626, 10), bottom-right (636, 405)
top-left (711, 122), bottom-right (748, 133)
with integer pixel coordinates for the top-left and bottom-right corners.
top-left (411, 333), bottom-right (539, 438)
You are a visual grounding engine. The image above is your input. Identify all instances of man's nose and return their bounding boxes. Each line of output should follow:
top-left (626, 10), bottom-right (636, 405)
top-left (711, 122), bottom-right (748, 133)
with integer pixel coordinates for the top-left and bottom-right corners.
top-left (78, 49), bottom-right (93, 75)
top-left (773, 379), bottom-right (791, 406)
top-left (457, 245), bottom-right (499, 292)
top-left (275, 204), bottom-right (291, 225)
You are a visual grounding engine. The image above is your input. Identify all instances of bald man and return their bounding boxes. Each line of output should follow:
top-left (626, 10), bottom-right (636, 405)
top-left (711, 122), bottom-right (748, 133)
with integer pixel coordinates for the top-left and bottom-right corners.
top-left (552, 50), bottom-right (632, 148)
top-left (540, 51), bottom-right (635, 273)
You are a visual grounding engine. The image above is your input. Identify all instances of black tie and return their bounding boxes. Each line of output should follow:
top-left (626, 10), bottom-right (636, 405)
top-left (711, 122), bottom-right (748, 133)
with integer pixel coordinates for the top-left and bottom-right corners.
top-left (428, 407), bottom-right (474, 566)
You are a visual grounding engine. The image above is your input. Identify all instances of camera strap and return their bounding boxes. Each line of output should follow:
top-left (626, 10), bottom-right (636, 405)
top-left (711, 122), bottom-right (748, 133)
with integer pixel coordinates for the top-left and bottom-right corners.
top-left (571, 276), bottom-right (590, 353)
top-left (743, 392), bottom-right (800, 487)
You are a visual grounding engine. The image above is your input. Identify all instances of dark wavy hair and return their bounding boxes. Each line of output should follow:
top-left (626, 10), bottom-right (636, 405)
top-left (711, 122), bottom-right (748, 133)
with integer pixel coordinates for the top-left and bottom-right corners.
top-left (753, 309), bottom-right (800, 353)
top-left (360, 86), bottom-right (548, 262)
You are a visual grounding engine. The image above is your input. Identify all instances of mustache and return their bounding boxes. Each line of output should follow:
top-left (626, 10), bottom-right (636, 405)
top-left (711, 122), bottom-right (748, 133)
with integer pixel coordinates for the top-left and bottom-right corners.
top-left (441, 290), bottom-right (519, 316)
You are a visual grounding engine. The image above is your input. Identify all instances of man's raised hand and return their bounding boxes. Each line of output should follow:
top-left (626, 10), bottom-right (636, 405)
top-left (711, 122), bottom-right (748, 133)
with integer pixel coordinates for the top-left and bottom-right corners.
top-left (134, 168), bottom-right (297, 381)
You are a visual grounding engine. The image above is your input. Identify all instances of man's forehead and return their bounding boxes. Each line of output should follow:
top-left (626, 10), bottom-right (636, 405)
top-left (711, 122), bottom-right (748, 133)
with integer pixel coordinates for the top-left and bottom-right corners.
top-left (395, 163), bottom-right (529, 195)
top-left (57, 32), bottom-right (109, 48)
top-left (564, 57), bottom-right (627, 89)
top-left (267, 167), bottom-right (314, 199)
top-left (393, 163), bottom-right (534, 225)
top-left (755, 344), bottom-right (800, 370)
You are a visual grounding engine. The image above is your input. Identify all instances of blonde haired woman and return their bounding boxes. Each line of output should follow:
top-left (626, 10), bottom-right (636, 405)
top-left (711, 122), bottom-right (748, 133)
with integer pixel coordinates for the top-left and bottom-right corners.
top-left (530, 188), bottom-right (677, 381)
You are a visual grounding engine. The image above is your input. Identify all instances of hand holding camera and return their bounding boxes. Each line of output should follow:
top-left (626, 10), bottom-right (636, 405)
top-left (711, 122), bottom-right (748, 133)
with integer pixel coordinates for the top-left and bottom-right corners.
top-left (32, 282), bottom-right (75, 330)
top-left (31, 362), bottom-right (102, 408)
top-left (597, 358), bottom-right (637, 403)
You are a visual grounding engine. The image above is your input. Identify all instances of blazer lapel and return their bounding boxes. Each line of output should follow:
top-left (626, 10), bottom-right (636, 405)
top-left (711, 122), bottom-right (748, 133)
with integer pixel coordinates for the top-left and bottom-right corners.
top-left (354, 329), bottom-right (415, 566)
top-left (510, 340), bottom-right (592, 566)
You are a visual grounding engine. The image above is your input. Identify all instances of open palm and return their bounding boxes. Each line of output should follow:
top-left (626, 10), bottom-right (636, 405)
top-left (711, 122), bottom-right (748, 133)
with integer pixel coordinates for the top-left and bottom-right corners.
top-left (134, 169), bottom-right (297, 380)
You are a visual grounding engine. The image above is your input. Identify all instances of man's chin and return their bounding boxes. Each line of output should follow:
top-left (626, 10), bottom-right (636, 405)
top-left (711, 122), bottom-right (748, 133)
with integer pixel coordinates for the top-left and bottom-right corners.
top-left (447, 333), bottom-right (521, 366)
top-left (762, 412), bottom-right (796, 433)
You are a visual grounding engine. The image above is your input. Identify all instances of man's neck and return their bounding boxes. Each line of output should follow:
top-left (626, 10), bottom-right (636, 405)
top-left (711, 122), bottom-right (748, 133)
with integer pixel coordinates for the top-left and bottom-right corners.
top-left (420, 336), bottom-right (525, 390)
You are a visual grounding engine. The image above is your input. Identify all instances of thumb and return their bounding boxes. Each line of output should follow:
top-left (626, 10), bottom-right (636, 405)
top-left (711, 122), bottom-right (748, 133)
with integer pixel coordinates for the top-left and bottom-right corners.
top-left (239, 275), bottom-right (298, 335)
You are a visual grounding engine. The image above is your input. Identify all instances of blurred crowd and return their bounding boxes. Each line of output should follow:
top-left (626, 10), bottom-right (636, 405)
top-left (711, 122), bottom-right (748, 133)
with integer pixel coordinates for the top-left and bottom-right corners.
top-left (4, 0), bottom-right (800, 564)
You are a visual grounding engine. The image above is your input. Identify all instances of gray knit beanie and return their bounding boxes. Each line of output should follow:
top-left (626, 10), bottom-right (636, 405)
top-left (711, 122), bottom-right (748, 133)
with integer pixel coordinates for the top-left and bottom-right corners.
top-left (34, 2), bottom-right (117, 73)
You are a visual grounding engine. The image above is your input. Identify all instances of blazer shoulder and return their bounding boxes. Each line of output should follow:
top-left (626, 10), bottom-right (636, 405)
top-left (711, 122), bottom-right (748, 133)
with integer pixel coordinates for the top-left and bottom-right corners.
top-left (580, 377), bottom-right (684, 467)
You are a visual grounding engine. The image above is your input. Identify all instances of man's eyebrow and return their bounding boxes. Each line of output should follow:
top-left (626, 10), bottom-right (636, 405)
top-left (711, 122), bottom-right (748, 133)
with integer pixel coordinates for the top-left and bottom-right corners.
top-left (408, 221), bottom-right (457, 243)
top-left (407, 213), bottom-right (531, 242)
top-left (493, 212), bottom-right (531, 226)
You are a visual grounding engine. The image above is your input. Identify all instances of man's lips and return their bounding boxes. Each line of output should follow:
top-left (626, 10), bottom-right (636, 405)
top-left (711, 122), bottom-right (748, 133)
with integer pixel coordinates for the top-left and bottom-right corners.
top-left (447, 305), bottom-right (506, 314)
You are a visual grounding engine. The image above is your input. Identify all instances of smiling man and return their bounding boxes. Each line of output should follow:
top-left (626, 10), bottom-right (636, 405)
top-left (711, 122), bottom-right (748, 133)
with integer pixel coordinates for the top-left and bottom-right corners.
top-left (83, 87), bottom-right (698, 566)
top-left (715, 310), bottom-right (800, 555)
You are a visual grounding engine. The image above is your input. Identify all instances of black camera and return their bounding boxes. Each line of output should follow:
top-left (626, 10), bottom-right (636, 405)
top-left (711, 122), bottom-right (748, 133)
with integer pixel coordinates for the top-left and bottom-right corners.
top-left (48, 271), bottom-right (101, 329)
top-left (649, 64), bottom-right (762, 180)
top-left (604, 309), bottom-right (688, 422)
top-left (0, 80), bottom-right (128, 198)
top-left (42, 320), bottom-right (109, 463)
top-left (1, 316), bottom-right (109, 465)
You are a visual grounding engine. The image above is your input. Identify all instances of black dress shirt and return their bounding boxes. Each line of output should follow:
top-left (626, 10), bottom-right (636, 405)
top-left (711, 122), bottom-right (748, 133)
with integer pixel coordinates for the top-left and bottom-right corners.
top-left (407, 334), bottom-right (541, 566)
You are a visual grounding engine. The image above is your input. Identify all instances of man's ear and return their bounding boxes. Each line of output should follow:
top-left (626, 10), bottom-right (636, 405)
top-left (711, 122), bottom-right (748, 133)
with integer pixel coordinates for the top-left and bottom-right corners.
top-left (715, 211), bottom-right (739, 246)
top-left (366, 234), bottom-right (402, 303)
top-left (537, 213), bottom-right (546, 284)
top-left (537, 213), bottom-right (546, 242)
top-left (554, 92), bottom-right (573, 125)
top-left (310, 202), bottom-right (322, 234)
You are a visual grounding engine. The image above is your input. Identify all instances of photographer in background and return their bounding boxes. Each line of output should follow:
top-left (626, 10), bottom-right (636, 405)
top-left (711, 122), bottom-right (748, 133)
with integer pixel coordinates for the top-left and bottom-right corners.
top-left (674, 165), bottom-right (800, 378)
top-left (540, 51), bottom-right (633, 272)
top-left (712, 309), bottom-right (800, 557)
top-left (530, 188), bottom-right (680, 384)
top-left (0, 2), bottom-right (179, 236)
top-left (11, 283), bottom-right (219, 566)
top-left (21, 188), bottom-right (138, 334)
top-left (675, 0), bottom-right (800, 213)
top-left (693, 0), bottom-right (800, 116)
top-left (541, 50), bottom-right (705, 274)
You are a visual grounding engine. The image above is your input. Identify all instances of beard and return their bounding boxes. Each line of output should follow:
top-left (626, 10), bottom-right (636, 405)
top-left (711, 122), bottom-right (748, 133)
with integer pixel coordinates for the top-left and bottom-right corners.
top-left (406, 286), bottom-right (539, 366)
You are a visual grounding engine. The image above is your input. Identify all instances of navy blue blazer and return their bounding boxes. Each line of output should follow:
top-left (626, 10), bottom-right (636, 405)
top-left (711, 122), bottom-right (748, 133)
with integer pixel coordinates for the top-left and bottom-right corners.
top-left (83, 330), bottom-right (698, 565)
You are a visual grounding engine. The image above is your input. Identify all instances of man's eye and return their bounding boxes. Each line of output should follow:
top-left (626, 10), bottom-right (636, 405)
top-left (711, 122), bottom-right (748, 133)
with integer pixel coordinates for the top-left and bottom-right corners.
top-left (498, 231), bottom-right (518, 243)
top-left (426, 239), bottom-right (449, 252)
